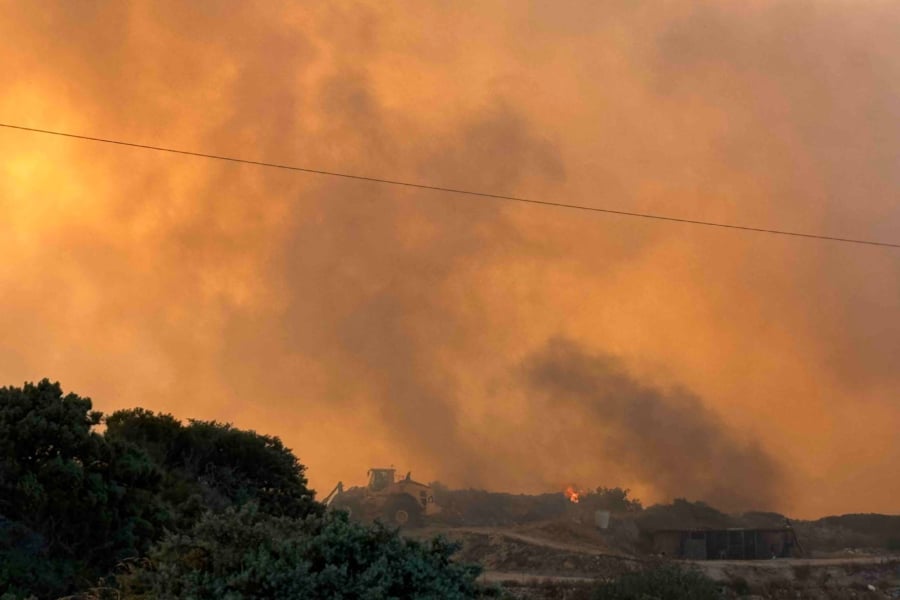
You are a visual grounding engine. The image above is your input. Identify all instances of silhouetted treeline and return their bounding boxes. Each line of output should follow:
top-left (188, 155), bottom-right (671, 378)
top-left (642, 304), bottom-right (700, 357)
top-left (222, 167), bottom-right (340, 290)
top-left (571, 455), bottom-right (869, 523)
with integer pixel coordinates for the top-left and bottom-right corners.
top-left (0, 380), bottom-right (480, 599)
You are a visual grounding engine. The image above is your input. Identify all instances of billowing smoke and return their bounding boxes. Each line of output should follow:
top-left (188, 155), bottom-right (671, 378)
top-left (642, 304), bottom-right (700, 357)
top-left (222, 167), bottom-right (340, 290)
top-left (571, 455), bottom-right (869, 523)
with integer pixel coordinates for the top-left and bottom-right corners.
top-left (521, 338), bottom-right (783, 511)
top-left (1, 2), bottom-right (899, 517)
top-left (261, 105), bottom-right (566, 484)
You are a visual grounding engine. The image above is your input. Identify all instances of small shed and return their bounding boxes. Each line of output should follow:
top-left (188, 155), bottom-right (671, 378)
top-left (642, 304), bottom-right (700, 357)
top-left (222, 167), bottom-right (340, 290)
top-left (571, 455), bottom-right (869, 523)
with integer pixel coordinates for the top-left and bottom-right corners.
top-left (649, 527), bottom-right (801, 560)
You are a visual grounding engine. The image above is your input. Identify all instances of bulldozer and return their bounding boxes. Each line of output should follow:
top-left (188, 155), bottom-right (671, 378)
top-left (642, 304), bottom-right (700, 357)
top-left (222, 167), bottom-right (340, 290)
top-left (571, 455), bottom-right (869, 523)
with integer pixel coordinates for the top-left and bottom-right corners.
top-left (322, 468), bottom-right (441, 528)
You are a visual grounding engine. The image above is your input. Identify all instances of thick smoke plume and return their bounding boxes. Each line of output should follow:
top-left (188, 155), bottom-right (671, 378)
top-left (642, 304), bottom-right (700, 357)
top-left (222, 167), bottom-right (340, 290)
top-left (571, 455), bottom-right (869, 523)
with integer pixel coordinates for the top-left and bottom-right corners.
top-left (522, 338), bottom-right (783, 511)
top-left (1, 2), bottom-right (899, 516)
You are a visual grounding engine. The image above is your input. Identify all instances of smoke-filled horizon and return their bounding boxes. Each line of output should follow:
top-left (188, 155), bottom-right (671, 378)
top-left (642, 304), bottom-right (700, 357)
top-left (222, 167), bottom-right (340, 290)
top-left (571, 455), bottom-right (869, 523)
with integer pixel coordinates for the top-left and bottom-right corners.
top-left (1, 2), bottom-right (898, 518)
top-left (522, 338), bottom-right (785, 511)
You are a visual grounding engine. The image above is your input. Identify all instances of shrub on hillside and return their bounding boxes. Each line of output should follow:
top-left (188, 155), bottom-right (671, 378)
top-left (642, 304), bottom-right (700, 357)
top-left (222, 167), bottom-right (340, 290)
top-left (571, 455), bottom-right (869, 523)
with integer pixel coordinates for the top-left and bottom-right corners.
top-left (429, 484), bottom-right (568, 526)
top-left (119, 505), bottom-right (482, 600)
top-left (581, 487), bottom-right (643, 513)
top-left (106, 408), bottom-right (322, 524)
top-left (590, 564), bottom-right (720, 600)
top-left (635, 498), bottom-right (734, 531)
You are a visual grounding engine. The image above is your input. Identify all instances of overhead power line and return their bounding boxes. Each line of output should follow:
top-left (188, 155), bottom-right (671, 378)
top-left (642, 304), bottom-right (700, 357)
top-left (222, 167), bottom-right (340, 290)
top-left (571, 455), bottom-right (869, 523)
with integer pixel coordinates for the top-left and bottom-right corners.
top-left (1, 122), bottom-right (897, 249)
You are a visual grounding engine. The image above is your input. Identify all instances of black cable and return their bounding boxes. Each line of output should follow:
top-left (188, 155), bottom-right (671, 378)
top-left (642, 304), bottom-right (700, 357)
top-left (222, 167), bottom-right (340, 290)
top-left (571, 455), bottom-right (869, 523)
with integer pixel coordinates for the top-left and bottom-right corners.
top-left (1, 122), bottom-right (897, 249)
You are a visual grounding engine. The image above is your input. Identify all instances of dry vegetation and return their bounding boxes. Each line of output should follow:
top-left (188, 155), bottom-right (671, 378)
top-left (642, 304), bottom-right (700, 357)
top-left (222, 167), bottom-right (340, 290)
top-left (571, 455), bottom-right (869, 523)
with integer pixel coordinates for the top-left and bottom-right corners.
top-left (409, 488), bottom-right (900, 599)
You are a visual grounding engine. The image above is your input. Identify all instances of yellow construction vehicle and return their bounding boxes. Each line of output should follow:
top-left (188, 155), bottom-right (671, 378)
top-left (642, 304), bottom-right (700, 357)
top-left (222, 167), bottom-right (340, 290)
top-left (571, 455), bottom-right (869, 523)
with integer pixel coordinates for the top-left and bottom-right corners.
top-left (322, 468), bottom-right (441, 527)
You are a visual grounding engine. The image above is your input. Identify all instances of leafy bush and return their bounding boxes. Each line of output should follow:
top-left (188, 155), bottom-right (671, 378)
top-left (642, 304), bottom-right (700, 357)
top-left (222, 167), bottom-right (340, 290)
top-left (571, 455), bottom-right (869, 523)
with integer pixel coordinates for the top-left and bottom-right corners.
top-left (0, 380), bottom-right (166, 597)
top-left (793, 564), bottom-right (811, 580)
top-left (0, 515), bottom-right (73, 599)
top-left (0, 381), bottom-right (321, 598)
top-left (105, 408), bottom-right (322, 524)
top-left (119, 505), bottom-right (482, 600)
top-left (730, 575), bottom-right (750, 596)
top-left (590, 564), bottom-right (720, 600)
top-left (582, 487), bottom-right (643, 513)
top-left (429, 484), bottom-right (568, 526)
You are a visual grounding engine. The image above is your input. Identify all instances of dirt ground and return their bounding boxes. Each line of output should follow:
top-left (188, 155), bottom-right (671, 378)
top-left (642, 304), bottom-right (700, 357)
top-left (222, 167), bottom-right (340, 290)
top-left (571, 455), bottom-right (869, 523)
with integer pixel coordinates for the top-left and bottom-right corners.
top-left (392, 492), bottom-right (900, 598)
top-left (695, 556), bottom-right (900, 599)
top-left (408, 518), bottom-right (900, 599)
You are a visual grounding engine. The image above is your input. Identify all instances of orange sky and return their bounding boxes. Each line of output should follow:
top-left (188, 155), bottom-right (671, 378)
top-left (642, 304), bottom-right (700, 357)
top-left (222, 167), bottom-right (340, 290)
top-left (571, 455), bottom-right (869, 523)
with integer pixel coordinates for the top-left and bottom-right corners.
top-left (1, 1), bottom-right (898, 518)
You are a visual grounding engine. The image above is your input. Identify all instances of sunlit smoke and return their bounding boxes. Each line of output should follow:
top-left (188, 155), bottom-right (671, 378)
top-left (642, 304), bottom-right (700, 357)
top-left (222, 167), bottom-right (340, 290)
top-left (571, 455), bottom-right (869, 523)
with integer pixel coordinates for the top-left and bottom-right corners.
top-left (0, 1), bottom-right (898, 517)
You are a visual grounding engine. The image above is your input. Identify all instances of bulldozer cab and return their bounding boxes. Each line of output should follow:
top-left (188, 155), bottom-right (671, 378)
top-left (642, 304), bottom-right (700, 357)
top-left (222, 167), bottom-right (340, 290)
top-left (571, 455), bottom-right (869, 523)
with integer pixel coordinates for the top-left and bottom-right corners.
top-left (367, 468), bottom-right (395, 492)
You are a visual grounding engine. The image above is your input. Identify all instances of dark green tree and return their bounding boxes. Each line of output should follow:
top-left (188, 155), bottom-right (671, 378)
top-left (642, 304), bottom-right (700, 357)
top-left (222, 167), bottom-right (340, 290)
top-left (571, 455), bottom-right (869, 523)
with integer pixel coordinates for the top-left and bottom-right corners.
top-left (105, 409), bottom-right (322, 524)
top-left (0, 380), bottom-right (165, 597)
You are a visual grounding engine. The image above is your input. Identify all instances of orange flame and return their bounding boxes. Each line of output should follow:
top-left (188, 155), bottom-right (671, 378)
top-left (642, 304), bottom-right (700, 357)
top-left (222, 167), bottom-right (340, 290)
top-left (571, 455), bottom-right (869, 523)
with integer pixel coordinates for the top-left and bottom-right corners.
top-left (564, 485), bottom-right (580, 503)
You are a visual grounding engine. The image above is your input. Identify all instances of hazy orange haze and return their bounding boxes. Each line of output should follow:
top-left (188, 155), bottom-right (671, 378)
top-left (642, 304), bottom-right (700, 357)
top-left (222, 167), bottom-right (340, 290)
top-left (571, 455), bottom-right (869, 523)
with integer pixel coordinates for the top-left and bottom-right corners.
top-left (1, 1), bottom-right (898, 517)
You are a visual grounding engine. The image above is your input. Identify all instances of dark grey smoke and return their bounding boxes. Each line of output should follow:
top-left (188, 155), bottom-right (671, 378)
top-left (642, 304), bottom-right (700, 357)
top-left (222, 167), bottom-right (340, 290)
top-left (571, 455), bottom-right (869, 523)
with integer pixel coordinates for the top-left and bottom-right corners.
top-left (522, 337), bottom-right (784, 511)
top-left (218, 102), bottom-right (567, 485)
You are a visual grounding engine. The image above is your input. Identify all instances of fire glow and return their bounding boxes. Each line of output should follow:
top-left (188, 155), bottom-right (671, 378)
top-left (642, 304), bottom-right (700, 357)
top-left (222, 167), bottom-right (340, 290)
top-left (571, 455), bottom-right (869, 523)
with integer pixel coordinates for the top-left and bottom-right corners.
top-left (564, 485), bottom-right (580, 504)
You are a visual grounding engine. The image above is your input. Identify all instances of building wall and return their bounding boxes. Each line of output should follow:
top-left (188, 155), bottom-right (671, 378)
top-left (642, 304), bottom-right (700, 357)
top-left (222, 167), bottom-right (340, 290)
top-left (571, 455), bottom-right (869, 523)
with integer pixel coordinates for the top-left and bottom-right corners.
top-left (650, 529), bottom-right (798, 560)
top-left (650, 531), bottom-right (683, 557)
